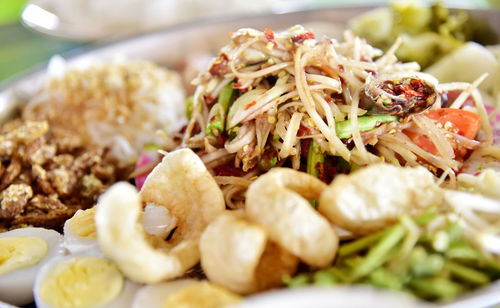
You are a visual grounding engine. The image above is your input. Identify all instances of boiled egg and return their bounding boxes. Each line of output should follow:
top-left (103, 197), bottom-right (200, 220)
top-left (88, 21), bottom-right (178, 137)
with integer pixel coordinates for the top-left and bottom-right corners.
top-left (0, 227), bottom-right (65, 306)
top-left (34, 255), bottom-right (140, 308)
top-left (63, 207), bottom-right (101, 256)
top-left (132, 279), bottom-right (241, 308)
top-left (64, 204), bottom-right (175, 257)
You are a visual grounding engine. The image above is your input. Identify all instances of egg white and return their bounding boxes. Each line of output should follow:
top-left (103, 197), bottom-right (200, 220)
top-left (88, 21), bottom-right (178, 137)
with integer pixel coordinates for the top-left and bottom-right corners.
top-left (64, 204), bottom-right (176, 258)
top-left (0, 227), bottom-right (65, 306)
top-left (34, 255), bottom-right (141, 308)
top-left (63, 209), bottom-right (102, 256)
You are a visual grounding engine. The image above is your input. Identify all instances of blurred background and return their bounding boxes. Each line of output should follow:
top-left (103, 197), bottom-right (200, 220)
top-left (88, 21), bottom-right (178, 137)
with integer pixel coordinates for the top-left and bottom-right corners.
top-left (0, 0), bottom-right (498, 83)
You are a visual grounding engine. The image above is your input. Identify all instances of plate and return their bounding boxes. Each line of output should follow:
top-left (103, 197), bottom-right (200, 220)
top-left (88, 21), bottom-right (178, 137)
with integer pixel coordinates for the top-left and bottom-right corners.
top-left (2, 6), bottom-right (500, 308)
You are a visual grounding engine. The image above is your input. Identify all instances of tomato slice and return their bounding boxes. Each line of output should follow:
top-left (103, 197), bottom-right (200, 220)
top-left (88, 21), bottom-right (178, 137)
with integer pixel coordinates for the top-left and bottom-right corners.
top-left (404, 130), bottom-right (437, 155)
top-left (403, 108), bottom-right (481, 158)
top-left (424, 108), bottom-right (481, 140)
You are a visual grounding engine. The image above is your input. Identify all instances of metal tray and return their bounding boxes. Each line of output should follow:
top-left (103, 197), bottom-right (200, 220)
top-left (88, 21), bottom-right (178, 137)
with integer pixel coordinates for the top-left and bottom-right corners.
top-left (1, 6), bottom-right (500, 308)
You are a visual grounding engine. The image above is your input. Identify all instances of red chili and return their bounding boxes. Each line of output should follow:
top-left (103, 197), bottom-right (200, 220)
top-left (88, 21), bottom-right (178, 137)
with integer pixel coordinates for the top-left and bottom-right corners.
top-left (291, 31), bottom-right (315, 43)
top-left (297, 124), bottom-right (311, 137)
top-left (212, 164), bottom-right (245, 177)
top-left (245, 100), bottom-right (257, 110)
top-left (209, 53), bottom-right (229, 77)
top-left (264, 28), bottom-right (278, 48)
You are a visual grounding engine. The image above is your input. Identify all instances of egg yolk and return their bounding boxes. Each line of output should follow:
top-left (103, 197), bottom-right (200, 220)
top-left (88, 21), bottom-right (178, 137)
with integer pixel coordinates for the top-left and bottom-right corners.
top-left (0, 237), bottom-right (48, 275)
top-left (67, 207), bottom-right (97, 239)
top-left (162, 282), bottom-right (241, 308)
top-left (40, 256), bottom-right (124, 308)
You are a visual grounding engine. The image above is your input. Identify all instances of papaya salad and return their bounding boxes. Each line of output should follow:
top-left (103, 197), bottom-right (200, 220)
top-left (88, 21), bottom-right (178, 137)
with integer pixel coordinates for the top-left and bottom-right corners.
top-left (182, 26), bottom-right (495, 209)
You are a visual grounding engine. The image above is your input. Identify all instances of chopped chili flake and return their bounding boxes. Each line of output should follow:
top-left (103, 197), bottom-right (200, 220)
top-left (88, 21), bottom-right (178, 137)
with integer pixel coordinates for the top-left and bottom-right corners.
top-left (264, 28), bottom-right (278, 48)
top-left (301, 139), bottom-right (311, 159)
top-left (291, 31), bottom-right (315, 43)
top-left (213, 164), bottom-right (245, 177)
top-left (204, 94), bottom-right (215, 103)
top-left (382, 79), bottom-right (430, 102)
top-left (338, 64), bottom-right (345, 73)
top-left (217, 132), bottom-right (228, 146)
top-left (232, 80), bottom-right (248, 93)
top-left (297, 124), bottom-right (311, 137)
top-left (365, 69), bottom-right (376, 76)
top-left (245, 100), bottom-right (257, 110)
top-left (209, 53), bottom-right (229, 77)
top-left (316, 162), bottom-right (326, 182)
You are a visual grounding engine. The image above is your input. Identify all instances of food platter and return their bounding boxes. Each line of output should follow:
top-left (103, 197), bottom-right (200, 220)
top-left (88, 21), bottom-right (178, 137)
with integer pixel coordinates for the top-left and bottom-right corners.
top-left (2, 5), bottom-right (500, 308)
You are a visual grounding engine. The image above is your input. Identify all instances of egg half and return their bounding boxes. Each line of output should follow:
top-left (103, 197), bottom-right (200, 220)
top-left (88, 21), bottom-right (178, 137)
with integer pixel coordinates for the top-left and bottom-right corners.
top-left (34, 255), bottom-right (141, 308)
top-left (0, 227), bottom-right (65, 306)
top-left (63, 204), bottom-right (176, 257)
top-left (132, 279), bottom-right (241, 308)
top-left (63, 207), bottom-right (101, 256)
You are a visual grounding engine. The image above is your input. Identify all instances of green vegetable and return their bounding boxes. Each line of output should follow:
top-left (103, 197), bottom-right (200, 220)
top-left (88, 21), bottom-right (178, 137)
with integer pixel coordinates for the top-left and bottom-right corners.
top-left (205, 119), bottom-right (225, 136)
top-left (185, 96), bottom-right (194, 119)
top-left (258, 155), bottom-right (277, 171)
top-left (206, 82), bottom-right (236, 136)
top-left (445, 245), bottom-right (481, 261)
top-left (313, 270), bottom-right (338, 286)
top-left (335, 115), bottom-right (399, 139)
top-left (351, 225), bottom-right (406, 280)
top-left (410, 248), bottom-right (444, 277)
top-left (143, 142), bottom-right (161, 152)
top-left (283, 274), bottom-right (310, 288)
top-left (414, 205), bottom-right (437, 226)
top-left (349, 0), bottom-right (490, 68)
top-left (409, 277), bottom-right (463, 301)
top-left (226, 88), bottom-right (266, 131)
top-left (368, 268), bottom-right (404, 290)
top-left (444, 260), bottom-right (490, 285)
top-left (306, 140), bottom-right (324, 178)
top-left (338, 228), bottom-right (387, 257)
top-left (283, 207), bottom-right (500, 302)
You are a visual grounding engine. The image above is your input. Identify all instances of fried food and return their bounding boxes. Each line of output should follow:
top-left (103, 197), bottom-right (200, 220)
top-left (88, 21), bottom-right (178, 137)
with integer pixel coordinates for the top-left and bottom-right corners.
top-left (319, 163), bottom-right (442, 235)
top-left (199, 211), bottom-right (298, 294)
top-left (96, 149), bottom-right (225, 283)
top-left (245, 168), bottom-right (338, 268)
top-left (0, 120), bottom-right (121, 231)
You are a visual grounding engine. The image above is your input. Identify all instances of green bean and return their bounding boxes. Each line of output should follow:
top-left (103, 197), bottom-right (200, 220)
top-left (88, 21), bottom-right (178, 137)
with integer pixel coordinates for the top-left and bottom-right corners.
top-left (445, 245), bottom-right (481, 261)
top-left (306, 140), bottom-right (325, 178)
top-left (410, 250), bottom-right (444, 277)
top-left (313, 270), bottom-right (338, 286)
top-left (409, 277), bottom-right (463, 301)
top-left (351, 225), bottom-right (406, 280)
top-left (282, 273), bottom-right (310, 288)
top-left (335, 115), bottom-right (399, 139)
top-left (327, 267), bottom-right (350, 282)
top-left (414, 205), bottom-right (437, 226)
top-left (206, 82), bottom-right (236, 136)
top-left (338, 228), bottom-right (388, 257)
top-left (218, 81), bottom-right (236, 113)
top-left (368, 268), bottom-right (404, 290)
top-left (444, 260), bottom-right (490, 285)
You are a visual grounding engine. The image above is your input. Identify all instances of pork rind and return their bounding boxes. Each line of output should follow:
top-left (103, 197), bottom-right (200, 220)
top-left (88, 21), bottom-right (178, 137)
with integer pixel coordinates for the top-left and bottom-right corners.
top-left (245, 168), bottom-right (338, 268)
top-left (95, 149), bottom-right (225, 283)
top-left (199, 211), bottom-right (298, 294)
top-left (319, 163), bottom-right (442, 235)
